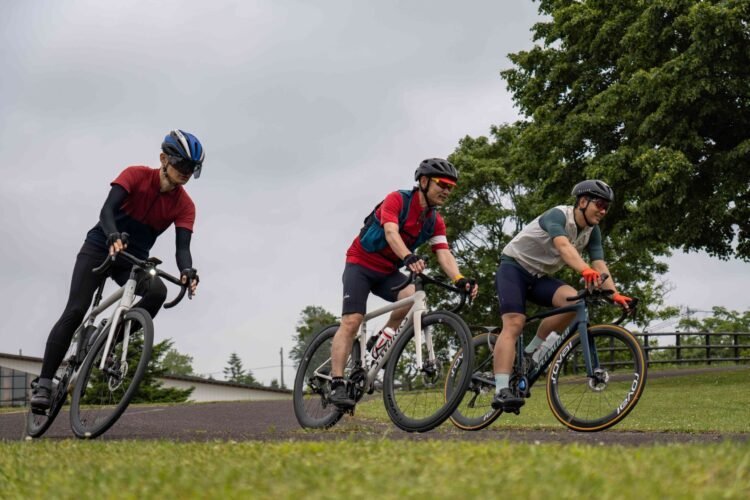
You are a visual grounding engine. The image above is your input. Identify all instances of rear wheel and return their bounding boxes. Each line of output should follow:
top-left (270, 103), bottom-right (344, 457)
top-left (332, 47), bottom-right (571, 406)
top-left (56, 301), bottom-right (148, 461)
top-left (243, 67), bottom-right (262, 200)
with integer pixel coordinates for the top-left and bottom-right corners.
top-left (382, 311), bottom-right (473, 432)
top-left (547, 325), bottom-right (647, 431)
top-left (447, 332), bottom-right (503, 431)
top-left (69, 308), bottom-right (154, 439)
top-left (293, 324), bottom-right (361, 429)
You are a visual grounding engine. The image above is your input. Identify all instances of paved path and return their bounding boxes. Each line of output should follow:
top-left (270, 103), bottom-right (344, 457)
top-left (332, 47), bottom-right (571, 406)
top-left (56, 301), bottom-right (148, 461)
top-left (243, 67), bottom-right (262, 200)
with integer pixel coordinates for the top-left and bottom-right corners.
top-left (1, 400), bottom-right (747, 445)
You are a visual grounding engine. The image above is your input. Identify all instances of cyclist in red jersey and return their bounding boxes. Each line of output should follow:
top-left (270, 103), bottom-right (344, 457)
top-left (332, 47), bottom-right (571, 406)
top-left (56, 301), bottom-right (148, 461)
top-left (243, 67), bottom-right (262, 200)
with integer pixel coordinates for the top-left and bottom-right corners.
top-left (30, 130), bottom-right (204, 412)
top-left (328, 158), bottom-right (479, 410)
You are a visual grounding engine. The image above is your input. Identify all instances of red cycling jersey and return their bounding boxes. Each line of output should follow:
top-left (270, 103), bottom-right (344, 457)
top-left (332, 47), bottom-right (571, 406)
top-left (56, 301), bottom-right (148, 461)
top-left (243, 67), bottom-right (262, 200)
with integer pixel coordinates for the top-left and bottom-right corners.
top-left (86, 166), bottom-right (195, 258)
top-left (346, 190), bottom-right (449, 273)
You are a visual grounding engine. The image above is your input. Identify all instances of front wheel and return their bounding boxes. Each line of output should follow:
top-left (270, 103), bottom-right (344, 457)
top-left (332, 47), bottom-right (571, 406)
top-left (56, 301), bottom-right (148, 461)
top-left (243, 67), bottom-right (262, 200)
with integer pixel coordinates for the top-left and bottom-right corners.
top-left (69, 308), bottom-right (154, 439)
top-left (382, 311), bottom-right (473, 433)
top-left (447, 332), bottom-right (503, 431)
top-left (547, 324), bottom-right (647, 432)
top-left (292, 324), bottom-right (361, 429)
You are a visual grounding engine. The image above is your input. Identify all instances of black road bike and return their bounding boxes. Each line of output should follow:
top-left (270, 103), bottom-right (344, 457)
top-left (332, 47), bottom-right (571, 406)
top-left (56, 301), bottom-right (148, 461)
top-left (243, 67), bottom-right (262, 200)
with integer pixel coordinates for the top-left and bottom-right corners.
top-left (446, 282), bottom-right (646, 432)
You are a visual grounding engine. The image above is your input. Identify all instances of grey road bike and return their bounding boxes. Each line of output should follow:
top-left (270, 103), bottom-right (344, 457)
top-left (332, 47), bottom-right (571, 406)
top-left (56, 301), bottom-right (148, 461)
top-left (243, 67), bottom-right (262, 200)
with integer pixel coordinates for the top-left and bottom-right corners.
top-left (446, 280), bottom-right (646, 432)
top-left (293, 272), bottom-right (474, 433)
top-left (26, 249), bottom-right (188, 439)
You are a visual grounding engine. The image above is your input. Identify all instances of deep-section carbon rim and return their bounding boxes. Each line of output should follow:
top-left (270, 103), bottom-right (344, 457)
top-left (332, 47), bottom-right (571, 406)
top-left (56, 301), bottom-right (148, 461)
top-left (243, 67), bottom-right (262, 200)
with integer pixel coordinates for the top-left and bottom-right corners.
top-left (546, 325), bottom-right (647, 432)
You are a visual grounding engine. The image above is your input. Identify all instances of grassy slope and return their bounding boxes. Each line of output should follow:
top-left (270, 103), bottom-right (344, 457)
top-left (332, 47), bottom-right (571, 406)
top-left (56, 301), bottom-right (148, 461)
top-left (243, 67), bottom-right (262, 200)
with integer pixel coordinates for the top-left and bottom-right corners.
top-left (1, 440), bottom-right (748, 499)
top-left (1, 368), bottom-right (748, 498)
top-left (355, 367), bottom-right (750, 433)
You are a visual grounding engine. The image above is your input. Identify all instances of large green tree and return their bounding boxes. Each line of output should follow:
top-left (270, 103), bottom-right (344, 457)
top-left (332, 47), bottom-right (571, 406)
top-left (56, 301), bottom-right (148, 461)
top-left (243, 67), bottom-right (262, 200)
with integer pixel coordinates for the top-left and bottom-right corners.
top-left (502, 0), bottom-right (750, 257)
top-left (440, 0), bottom-right (749, 328)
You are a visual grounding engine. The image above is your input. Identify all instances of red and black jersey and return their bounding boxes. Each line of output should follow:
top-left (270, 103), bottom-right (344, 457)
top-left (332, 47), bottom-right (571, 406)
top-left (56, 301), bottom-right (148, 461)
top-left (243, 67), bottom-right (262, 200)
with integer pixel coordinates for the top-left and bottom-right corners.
top-left (86, 166), bottom-right (195, 258)
top-left (346, 190), bottom-right (449, 273)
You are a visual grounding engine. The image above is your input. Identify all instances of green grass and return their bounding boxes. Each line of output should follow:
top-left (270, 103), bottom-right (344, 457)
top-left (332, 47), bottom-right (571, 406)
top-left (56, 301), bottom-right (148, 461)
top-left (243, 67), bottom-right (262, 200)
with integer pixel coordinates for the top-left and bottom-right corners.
top-left (355, 367), bottom-right (750, 433)
top-left (1, 440), bottom-right (748, 499)
top-left (1, 368), bottom-right (748, 498)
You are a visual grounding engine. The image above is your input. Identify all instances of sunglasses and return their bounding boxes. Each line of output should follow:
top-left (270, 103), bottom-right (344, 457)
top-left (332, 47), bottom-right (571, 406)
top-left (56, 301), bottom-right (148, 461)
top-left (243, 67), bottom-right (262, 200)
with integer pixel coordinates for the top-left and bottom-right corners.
top-left (168, 156), bottom-right (201, 176)
top-left (590, 198), bottom-right (610, 211)
top-left (431, 178), bottom-right (456, 191)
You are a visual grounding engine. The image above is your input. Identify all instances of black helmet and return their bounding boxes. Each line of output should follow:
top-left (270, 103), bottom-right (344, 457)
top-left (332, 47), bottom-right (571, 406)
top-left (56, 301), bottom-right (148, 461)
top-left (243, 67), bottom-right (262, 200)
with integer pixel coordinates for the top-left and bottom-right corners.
top-left (414, 158), bottom-right (458, 182)
top-left (571, 179), bottom-right (614, 202)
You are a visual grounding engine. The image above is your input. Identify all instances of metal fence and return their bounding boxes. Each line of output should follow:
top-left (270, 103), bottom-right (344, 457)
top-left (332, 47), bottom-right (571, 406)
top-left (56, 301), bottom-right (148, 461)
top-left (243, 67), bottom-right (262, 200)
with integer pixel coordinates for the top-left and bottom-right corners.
top-left (638, 332), bottom-right (750, 366)
top-left (0, 366), bottom-right (32, 407)
top-left (470, 327), bottom-right (750, 367)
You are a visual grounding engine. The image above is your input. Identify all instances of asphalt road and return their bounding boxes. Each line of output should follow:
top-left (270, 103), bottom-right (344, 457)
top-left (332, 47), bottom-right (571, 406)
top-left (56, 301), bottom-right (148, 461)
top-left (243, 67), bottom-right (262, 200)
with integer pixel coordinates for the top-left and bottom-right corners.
top-left (0, 399), bottom-right (746, 445)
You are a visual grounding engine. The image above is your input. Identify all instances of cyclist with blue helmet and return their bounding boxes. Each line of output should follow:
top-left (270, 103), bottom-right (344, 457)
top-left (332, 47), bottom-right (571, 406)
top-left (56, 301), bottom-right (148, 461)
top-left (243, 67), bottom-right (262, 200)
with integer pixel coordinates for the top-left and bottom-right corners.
top-left (30, 130), bottom-right (205, 412)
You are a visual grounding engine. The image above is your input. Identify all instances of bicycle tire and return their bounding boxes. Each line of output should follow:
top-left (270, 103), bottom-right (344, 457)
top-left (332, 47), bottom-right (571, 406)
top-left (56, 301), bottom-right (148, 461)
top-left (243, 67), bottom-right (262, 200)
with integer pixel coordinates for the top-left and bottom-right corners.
top-left (382, 310), bottom-right (473, 433)
top-left (447, 332), bottom-right (503, 431)
top-left (25, 364), bottom-right (74, 438)
top-left (69, 307), bottom-right (154, 439)
top-left (546, 324), bottom-right (647, 432)
top-left (292, 324), bottom-right (361, 429)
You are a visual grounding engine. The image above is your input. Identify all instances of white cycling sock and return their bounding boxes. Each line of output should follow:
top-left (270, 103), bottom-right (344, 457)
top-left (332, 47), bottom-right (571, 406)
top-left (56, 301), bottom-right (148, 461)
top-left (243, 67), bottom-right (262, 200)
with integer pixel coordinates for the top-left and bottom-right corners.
top-left (494, 373), bottom-right (510, 394)
top-left (524, 335), bottom-right (544, 354)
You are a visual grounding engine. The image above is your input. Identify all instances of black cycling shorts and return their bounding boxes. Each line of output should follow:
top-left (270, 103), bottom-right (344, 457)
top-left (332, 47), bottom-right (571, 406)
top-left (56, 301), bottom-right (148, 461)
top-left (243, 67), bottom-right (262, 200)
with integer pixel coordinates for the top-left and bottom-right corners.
top-left (341, 263), bottom-right (407, 315)
top-left (495, 261), bottom-right (566, 315)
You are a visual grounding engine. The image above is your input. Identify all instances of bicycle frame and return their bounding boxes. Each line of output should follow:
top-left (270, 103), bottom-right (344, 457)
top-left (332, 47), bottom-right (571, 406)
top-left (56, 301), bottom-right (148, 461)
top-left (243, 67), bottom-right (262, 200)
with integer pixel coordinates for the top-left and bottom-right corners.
top-left (62, 267), bottom-right (142, 388)
top-left (474, 291), bottom-right (630, 392)
top-left (355, 288), bottom-right (429, 391)
top-left (84, 250), bottom-right (186, 373)
top-left (524, 299), bottom-right (593, 385)
top-left (94, 266), bottom-right (142, 371)
top-left (309, 272), bottom-right (467, 394)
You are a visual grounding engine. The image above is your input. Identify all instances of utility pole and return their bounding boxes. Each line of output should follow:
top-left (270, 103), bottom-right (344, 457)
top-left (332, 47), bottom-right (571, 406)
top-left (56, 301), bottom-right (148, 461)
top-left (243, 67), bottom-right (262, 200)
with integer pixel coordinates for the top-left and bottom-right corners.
top-left (280, 347), bottom-right (285, 389)
top-left (685, 307), bottom-right (693, 333)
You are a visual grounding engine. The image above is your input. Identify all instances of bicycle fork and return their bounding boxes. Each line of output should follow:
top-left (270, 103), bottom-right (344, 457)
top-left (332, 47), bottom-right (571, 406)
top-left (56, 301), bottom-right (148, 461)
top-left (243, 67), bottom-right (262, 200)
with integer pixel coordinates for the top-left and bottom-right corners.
top-left (99, 274), bottom-right (138, 372)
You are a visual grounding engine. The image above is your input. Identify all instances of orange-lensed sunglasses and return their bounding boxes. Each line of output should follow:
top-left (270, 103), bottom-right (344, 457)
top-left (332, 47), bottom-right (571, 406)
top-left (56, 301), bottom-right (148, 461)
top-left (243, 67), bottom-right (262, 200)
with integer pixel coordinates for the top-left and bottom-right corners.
top-left (432, 177), bottom-right (456, 190)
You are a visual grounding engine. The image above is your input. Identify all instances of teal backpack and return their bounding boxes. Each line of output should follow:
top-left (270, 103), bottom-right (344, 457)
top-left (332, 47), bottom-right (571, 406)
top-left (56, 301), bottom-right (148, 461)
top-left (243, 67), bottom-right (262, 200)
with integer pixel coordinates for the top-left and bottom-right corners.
top-left (358, 188), bottom-right (437, 255)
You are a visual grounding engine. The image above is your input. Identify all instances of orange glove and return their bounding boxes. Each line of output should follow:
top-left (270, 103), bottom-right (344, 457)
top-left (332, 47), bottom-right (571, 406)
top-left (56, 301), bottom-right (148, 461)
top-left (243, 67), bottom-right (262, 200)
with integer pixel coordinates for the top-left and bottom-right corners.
top-left (612, 293), bottom-right (632, 308)
top-left (581, 267), bottom-right (601, 285)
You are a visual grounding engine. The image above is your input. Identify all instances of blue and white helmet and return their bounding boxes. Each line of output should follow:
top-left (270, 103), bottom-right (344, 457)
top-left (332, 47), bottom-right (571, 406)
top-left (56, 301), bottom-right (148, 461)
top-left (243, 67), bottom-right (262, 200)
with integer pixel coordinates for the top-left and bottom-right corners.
top-left (161, 129), bottom-right (205, 179)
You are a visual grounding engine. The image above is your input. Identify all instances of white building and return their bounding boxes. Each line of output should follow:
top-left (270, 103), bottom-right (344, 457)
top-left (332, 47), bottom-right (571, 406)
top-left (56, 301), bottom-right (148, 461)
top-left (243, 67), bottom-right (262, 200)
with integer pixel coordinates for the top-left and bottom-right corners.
top-left (0, 352), bottom-right (290, 406)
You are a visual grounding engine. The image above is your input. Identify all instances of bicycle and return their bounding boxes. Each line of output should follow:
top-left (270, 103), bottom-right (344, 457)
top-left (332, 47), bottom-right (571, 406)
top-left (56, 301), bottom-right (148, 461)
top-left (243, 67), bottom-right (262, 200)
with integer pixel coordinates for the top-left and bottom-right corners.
top-left (293, 271), bottom-right (474, 433)
top-left (26, 249), bottom-right (188, 439)
top-left (446, 280), bottom-right (646, 432)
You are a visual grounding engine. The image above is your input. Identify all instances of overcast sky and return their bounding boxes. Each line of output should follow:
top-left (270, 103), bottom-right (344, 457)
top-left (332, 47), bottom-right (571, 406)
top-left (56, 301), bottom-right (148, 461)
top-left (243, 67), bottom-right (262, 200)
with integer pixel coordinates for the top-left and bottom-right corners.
top-left (2, 1), bottom-right (747, 384)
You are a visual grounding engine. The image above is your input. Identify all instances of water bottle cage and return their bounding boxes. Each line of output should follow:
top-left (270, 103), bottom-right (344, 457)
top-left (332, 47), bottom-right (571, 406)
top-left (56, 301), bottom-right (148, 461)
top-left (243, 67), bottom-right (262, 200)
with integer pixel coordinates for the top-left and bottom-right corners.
top-left (369, 329), bottom-right (396, 360)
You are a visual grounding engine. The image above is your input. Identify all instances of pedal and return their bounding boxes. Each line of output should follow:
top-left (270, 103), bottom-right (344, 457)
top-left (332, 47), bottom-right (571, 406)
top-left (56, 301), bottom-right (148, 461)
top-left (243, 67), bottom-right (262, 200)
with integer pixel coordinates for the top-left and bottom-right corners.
top-left (30, 406), bottom-right (48, 416)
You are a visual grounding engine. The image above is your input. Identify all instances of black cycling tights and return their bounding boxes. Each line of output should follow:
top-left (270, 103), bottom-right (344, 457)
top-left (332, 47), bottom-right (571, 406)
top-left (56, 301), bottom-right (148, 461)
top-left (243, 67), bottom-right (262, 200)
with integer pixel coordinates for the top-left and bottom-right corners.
top-left (39, 242), bottom-right (167, 380)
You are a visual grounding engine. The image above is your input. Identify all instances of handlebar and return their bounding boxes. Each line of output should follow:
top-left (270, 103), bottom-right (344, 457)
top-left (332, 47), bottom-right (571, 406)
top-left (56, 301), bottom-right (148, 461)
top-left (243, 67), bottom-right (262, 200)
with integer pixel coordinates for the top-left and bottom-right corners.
top-left (391, 270), bottom-right (472, 313)
top-left (565, 274), bottom-right (638, 324)
top-left (92, 250), bottom-right (189, 309)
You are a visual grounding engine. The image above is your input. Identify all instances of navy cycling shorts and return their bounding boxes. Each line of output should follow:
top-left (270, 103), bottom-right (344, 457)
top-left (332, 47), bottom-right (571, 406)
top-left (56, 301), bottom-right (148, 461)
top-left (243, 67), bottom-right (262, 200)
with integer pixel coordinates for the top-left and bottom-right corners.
top-left (341, 263), bottom-right (408, 315)
top-left (495, 261), bottom-right (566, 315)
